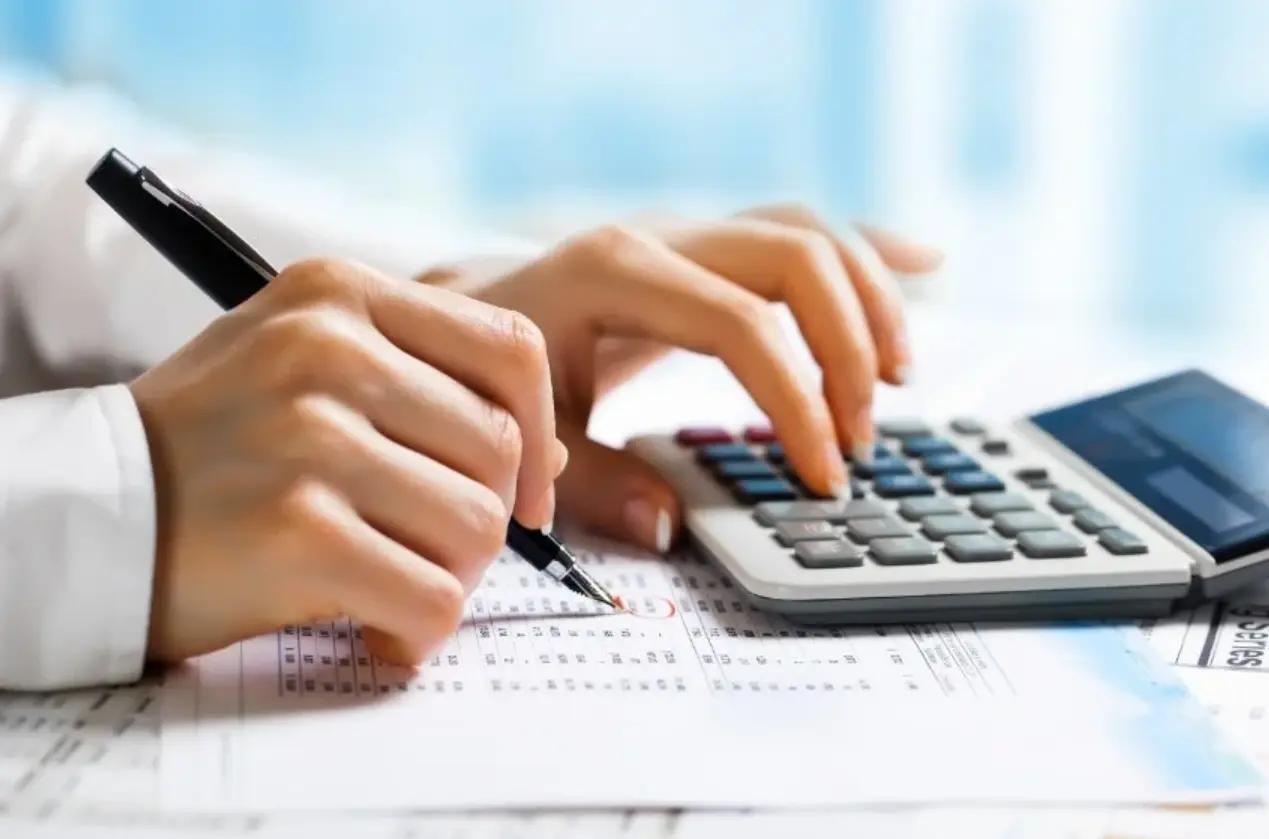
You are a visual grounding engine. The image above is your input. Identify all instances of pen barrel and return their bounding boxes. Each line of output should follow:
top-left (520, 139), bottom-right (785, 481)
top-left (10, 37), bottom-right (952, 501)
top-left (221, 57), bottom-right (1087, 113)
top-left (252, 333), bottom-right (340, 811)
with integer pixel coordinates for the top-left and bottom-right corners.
top-left (86, 148), bottom-right (264, 311)
top-left (505, 523), bottom-right (566, 576)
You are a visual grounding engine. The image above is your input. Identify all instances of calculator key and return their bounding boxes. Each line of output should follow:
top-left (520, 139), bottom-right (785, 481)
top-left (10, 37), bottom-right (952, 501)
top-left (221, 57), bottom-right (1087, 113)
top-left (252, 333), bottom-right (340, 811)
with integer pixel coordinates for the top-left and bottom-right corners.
top-left (1099, 527), bottom-right (1148, 555)
top-left (1049, 489), bottom-right (1089, 514)
top-left (923, 453), bottom-right (980, 475)
top-left (846, 516), bottom-right (912, 543)
top-left (743, 425), bottom-right (777, 443)
top-left (1015, 467), bottom-right (1049, 482)
top-left (774, 520), bottom-right (839, 546)
top-left (902, 436), bottom-right (957, 458)
top-left (950, 417), bottom-right (987, 435)
top-left (848, 442), bottom-right (893, 463)
top-left (716, 460), bottom-right (779, 480)
top-left (945, 533), bottom-right (1014, 563)
top-left (765, 443), bottom-right (786, 464)
top-left (1017, 530), bottom-right (1086, 559)
top-left (733, 478), bottom-right (797, 505)
top-left (1027, 477), bottom-right (1056, 490)
top-left (921, 514), bottom-right (988, 540)
top-left (850, 479), bottom-right (868, 499)
top-left (753, 499), bottom-right (886, 526)
top-left (981, 439), bottom-right (1011, 455)
top-left (676, 427), bottom-right (733, 445)
top-left (854, 456), bottom-right (912, 479)
top-left (870, 536), bottom-right (939, 566)
top-left (1072, 508), bottom-right (1117, 533)
top-left (944, 471), bottom-right (1005, 495)
top-left (697, 443), bottom-right (755, 463)
top-left (877, 419), bottom-right (933, 439)
top-left (873, 474), bottom-right (936, 498)
top-left (969, 493), bottom-right (1034, 517)
top-left (898, 496), bottom-right (962, 521)
top-left (794, 539), bottom-right (865, 569)
top-left (993, 510), bottom-right (1059, 538)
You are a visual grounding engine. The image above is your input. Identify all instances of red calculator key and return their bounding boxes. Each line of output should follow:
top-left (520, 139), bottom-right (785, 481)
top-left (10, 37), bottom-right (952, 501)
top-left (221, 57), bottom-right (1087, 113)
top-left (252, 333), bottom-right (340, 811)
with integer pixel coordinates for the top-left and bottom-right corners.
top-left (675, 427), bottom-right (733, 446)
top-left (743, 425), bottom-right (777, 443)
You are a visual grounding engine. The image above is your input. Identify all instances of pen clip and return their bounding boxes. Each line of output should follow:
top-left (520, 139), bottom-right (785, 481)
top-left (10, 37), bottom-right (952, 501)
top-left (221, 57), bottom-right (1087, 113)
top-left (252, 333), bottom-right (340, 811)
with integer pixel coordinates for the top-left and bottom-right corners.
top-left (137, 167), bottom-right (278, 280)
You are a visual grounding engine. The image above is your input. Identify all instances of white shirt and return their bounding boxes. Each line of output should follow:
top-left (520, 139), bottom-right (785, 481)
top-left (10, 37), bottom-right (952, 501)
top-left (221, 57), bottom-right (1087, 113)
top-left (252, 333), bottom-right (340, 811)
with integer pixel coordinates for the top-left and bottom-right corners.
top-left (0, 71), bottom-right (537, 692)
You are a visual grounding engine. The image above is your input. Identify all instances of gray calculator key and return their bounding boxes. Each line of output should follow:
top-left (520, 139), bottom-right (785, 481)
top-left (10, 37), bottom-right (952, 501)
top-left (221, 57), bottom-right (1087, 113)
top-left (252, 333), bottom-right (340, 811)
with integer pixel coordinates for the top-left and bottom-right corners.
top-left (1099, 527), bottom-right (1148, 555)
top-left (1073, 508), bottom-right (1117, 533)
top-left (898, 496), bottom-right (962, 521)
top-left (993, 510), bottom-right (1059, 538)
top-left (870, 536), bottom-right (939, 566)
top-left (846, 516), bottom-right (912, 543)
top-left (877, 419), bottom-right (933, 439)
top-left (794, 539), bottom-right (864, 569)
top-left (754, 499), bottom-right (885, 527)
top-left (1017, 529), bottom-right (1087, 559)
top-left (921, 513), bottom-right (987, 540)
top-left (970, 493), bottom-right (1034, 517)
top-left (950, 417), bottom-right (986, 435)
top-left (1049, 490), bottom-right (1089, 514)
top-left (774, 520), bottom-right (839, 546)
top-left (945, 533), bottom-right (1014, 563)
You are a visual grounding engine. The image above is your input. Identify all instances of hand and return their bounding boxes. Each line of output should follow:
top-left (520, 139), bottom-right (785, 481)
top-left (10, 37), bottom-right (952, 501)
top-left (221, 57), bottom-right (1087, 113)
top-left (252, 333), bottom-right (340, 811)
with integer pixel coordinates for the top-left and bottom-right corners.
top-left (429, 204), bottom-right (941, 554)
top-left (131, 258), bottom-right (565, 668)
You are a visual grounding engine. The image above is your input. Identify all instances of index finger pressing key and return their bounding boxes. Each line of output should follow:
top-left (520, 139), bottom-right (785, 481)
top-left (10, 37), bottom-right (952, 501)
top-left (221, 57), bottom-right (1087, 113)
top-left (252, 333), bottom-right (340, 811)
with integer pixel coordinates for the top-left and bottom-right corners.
top-left (558, 227), bottom-right (850, 498)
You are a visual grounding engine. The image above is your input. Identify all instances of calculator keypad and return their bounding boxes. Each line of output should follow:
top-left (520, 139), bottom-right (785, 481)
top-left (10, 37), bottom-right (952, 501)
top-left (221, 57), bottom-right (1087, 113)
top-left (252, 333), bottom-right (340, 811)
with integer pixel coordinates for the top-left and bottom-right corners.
top-left (673, 418), bottom-right (1150, 574)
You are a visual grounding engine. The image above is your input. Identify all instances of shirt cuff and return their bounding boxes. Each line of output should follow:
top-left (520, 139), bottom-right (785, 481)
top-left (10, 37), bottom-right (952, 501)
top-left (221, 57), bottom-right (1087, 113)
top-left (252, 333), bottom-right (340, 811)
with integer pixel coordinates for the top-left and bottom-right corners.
top-left (0, 384), bottom-right (156, 691)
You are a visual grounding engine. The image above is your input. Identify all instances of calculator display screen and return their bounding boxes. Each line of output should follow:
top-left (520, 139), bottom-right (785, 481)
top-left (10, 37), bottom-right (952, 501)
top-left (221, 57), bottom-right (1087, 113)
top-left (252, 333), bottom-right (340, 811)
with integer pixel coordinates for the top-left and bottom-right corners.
top-left (1030, 370), bottom-right (1269, 562)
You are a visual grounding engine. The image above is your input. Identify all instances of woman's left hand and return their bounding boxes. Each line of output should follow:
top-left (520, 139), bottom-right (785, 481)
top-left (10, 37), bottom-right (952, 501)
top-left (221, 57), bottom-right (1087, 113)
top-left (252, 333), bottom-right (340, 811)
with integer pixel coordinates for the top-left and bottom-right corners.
top-left (425, 204), bottom-right (943, 554)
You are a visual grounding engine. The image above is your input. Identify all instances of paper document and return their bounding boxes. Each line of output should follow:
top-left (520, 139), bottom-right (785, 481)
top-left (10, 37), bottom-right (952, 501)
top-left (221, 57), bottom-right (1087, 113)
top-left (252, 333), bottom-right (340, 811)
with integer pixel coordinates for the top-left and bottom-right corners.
top-left (159, 531), bottom-right (1260, 812)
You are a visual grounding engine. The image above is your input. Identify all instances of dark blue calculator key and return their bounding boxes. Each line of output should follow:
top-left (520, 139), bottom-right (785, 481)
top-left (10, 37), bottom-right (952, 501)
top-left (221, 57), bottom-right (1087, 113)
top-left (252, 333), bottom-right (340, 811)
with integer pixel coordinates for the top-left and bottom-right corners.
top-left (850, 479), bottom-right (868, 499)
top-left (849, 442), bottom-right (893, 463)
top-left (873, 474), bottom-right (936, 498)
top-left (901, 436), bottom-right (957, 458)
top-left (922, 452), bottom-right (979, 475)
top-left (733, 477), bottom-right (798, 505)
top-left (765, 443), bottom-right (787, 464)
top-left (944, 471), bottom-right (1005, 495)
top-left (854, 457), bottom-right (912, 479)
top-left (697, 443), bottom-right (755, 464)
top-left (715, 460), bottom-right (778, 480)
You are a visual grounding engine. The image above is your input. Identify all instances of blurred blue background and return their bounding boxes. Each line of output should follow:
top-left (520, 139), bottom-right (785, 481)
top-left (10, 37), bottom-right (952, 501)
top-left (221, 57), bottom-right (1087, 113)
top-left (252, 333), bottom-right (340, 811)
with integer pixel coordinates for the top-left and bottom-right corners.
top-left (0, 0), bottom-right (1266, 340)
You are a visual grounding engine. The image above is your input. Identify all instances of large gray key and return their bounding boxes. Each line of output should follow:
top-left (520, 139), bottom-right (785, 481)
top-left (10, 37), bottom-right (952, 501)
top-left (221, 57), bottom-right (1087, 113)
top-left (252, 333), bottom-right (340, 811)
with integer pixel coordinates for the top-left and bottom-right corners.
top-left (794, 539), bottom-right (864, 569)
top-left (993, 510), bottom-right (1059, 538)
top-left (898, 496), bottom-right (962, 521)
top-left (877, 419), bottom-right (933, 438)
top-left (846, 516), bottom-right (912, 543)
top-left (870, 536), bottom-right (938, 566)
top-left (1017, 529), bottom-right (1086, 559)
top-left (970, 493), bottom-right (1033, 517)
top-left (921, 514), bottom-right (987, 540)
top-left (1073, 508), bottom-right (1117, 533)
top-left (754, 499), bottom-right (886, 527)
top-left (774, 520), bottom-right (838, 546)
top-left (1099, 527), bottom-right (1148, 555)
top-left (945, 533), bottom-right (1013, 562)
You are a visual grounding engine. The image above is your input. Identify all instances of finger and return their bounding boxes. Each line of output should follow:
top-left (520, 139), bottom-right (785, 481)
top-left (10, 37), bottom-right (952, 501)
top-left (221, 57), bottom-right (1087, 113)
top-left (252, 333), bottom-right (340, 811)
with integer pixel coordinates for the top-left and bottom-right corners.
top-left (662, 218), bottom-right (880, 458)
top-left (303, 490), bottom-right (469, 667)
top-left (736, 208), bottom-right (910, 389)
top-left (304, 398), bottom-right (509, 593)
top-left (555, 418), bottom-right (680, 554)
top-left (553, 227), bottom-right (849, 497)
top-left (853, 222), bottom-right (945, 274)
top-left (362, 270), bottom-right (558, 529)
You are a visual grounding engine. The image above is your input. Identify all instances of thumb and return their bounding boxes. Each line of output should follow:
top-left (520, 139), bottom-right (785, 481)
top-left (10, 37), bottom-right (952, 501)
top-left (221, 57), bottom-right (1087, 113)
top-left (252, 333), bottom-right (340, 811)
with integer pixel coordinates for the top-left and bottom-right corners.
top-left (555, 421), bottom-right (681, 555)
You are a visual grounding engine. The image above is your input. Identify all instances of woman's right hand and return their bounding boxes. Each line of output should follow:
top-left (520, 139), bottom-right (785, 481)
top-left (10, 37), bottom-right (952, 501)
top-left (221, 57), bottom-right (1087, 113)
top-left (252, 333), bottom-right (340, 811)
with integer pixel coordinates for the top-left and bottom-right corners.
top-left (130, 257), bottom-right (565, 669)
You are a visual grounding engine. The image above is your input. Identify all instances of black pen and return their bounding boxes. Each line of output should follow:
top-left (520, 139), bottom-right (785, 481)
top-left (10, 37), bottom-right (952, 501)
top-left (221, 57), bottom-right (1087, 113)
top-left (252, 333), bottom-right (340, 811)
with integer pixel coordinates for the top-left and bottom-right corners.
top-left (85, 147), bottom-right (620, 611)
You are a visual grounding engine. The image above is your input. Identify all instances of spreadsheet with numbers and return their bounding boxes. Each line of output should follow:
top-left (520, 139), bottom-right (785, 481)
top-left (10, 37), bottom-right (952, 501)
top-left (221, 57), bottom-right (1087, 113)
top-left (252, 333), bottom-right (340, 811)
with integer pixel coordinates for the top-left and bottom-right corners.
top-left (159, 531), bottom-right (1260, 813)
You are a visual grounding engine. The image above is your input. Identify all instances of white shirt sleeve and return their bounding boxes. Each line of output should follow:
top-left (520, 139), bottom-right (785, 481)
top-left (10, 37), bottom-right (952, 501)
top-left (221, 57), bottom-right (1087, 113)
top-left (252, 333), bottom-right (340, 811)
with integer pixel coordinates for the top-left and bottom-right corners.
top-left (0, 70), bottom-right (542, 691)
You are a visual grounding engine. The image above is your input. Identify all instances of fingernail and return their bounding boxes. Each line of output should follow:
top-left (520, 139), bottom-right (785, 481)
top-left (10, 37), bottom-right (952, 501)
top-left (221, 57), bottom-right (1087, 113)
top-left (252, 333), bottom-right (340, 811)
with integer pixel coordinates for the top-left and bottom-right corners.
top-left (855, 405), bottom-right (875, 446)
top-left (552, 439), bottom-right (570, 477)
top-left (895, 363), bottom-right (911, 386)
top-left (826, 441), bottom-right (849, 495)
top-left (624, 497), bottom-right (671, 554)
top-left (852, 443), bottom-right (874, 465)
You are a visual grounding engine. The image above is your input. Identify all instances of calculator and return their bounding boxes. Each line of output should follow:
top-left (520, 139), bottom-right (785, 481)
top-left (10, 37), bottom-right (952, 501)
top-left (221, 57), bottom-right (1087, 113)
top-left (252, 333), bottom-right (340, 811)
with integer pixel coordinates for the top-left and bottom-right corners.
top-left (627, 369), bottom-right (1269, 625)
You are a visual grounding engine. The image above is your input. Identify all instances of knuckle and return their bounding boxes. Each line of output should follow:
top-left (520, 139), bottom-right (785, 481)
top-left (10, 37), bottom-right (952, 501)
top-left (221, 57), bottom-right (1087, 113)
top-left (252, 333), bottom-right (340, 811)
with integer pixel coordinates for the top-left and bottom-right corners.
top-left (783, 229), bottom-right (839, 277)
top-left (428, 572), bottom-right (468, 633)
top-left (488, 308), bottom-right (548, 376)
top-left (482, 402), bottom-right (524, 474)
top-left (260, 308), bottom-right (365, 391)
top-left (459, 484), bottom-right (512, 563)
top-left (283, 394), bottom-right (360, 465)
top-left (726, 297), bottom-right (779, 342)
top-left (567, 224), bottom-right (648, 273)
top-left (275, 478), bottom-right (350, 552)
